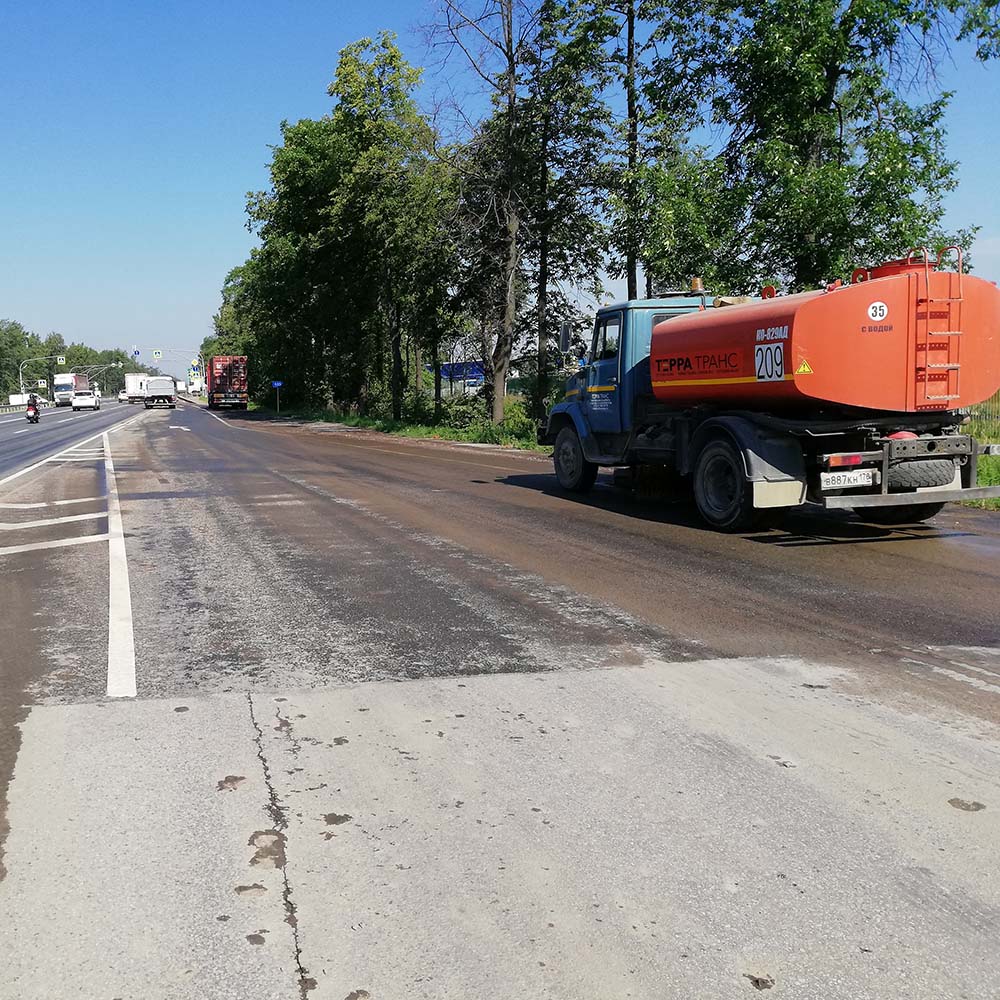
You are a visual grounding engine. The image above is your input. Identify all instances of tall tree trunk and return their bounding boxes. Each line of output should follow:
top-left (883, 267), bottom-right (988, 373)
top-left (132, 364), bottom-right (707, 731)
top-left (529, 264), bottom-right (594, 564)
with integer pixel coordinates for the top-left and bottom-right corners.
top-left (433, 343), bottom-right (442, 421)
top-left (491, 0), bottom-right (519, 425)
top-left (625, 0), bottom-right (638, 301)
top-left (414, 340), bottom-right (421, 405)
top-left (494, 200), bottom-right (518, 424)
top-left (536, 223), bottom-right (549, 420)
top-left (390, 302), bottom-right (404, 422)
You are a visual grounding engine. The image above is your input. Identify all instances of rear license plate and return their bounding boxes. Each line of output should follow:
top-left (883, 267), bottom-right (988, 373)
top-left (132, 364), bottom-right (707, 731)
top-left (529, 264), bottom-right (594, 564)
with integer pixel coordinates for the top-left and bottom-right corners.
top-left (821, 469), bottom-right (874, 490)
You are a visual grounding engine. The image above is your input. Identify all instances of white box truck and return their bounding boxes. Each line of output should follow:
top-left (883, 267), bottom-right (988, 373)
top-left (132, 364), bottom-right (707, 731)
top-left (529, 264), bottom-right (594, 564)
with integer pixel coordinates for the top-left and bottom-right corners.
top-left (144, 376), bottom-right (176, 409)
top-left (124, 373), bottom-right (147, 404)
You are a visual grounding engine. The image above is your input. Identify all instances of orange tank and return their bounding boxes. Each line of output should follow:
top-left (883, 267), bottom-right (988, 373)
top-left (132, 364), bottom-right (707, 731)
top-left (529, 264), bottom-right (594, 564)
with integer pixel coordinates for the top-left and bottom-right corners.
top-left (649, 250), bottom-right (1000, 413)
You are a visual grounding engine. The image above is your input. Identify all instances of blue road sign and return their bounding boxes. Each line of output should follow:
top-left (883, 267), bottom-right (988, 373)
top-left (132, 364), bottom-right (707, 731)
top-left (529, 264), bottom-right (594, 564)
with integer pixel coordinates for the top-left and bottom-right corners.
top-left (132, 350), bottom-right (140, 358)
top-left (271, 380), bottom-right (283, 388)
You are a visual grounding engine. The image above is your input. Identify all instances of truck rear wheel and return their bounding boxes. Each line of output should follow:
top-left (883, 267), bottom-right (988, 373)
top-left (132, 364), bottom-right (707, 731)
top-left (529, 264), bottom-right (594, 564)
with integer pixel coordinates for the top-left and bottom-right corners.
top-left (554, 427), bottom-right (598, 493)
top-left (855, 502), bottom-right (946, 525)
top-left (693, 438), bottom-right (758, 532)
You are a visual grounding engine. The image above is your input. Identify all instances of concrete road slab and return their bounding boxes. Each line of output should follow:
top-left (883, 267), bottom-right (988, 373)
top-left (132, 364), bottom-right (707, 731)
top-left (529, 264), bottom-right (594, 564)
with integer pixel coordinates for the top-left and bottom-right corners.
top-left (253, 659), bottom-right (999, 1000)
top-left (0, 695), bottom-right (295, 1000)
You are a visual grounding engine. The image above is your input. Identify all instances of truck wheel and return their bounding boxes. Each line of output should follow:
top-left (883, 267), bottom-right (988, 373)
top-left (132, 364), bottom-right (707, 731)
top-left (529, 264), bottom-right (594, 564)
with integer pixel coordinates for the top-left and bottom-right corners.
top-left (693, 438), bottom-right (757, 532)
top-left (856, 502), bottom-right (946, 525)
top-left (553, 427), bottom-right (598, 493)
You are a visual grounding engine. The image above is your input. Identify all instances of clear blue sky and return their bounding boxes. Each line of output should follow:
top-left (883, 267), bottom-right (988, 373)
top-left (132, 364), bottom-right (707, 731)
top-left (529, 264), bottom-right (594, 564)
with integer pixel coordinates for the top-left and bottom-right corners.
top-left (1, 2), bottom-right (998, 378)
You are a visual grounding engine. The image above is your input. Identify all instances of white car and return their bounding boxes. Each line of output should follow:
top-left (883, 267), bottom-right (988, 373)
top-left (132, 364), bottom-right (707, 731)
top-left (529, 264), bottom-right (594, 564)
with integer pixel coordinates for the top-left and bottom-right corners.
top-left (71, 390), bottom-right (101, 411)
top-left (118, 389), bottom-right (129, 402)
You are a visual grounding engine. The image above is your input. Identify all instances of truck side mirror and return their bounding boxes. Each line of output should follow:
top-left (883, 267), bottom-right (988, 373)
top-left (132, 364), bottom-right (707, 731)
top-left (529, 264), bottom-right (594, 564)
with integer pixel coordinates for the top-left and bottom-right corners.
top-left (559, 322), bottom-right (571, 354)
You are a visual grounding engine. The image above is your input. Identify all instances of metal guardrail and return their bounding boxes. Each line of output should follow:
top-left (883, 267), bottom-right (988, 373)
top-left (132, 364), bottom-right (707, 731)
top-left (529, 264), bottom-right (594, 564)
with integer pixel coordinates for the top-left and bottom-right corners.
top-left (0, 402), bottom-right (55, 414)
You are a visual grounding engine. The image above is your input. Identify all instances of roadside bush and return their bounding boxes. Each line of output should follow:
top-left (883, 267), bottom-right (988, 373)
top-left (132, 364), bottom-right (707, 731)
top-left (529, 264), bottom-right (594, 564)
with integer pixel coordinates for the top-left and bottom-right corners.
top-left (439, 391), bottom-right (487, 428)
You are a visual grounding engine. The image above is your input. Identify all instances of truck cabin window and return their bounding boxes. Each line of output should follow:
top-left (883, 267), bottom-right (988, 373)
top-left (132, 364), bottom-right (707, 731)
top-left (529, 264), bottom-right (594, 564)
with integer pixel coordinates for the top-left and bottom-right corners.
top-left (591, 314), bottom-right (621, 362)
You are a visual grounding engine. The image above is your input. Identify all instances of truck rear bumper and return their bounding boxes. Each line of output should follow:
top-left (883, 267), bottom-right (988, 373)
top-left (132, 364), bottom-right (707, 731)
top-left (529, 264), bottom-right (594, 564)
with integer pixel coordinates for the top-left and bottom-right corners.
top-left (821, 486), bottom-right (1000, 508)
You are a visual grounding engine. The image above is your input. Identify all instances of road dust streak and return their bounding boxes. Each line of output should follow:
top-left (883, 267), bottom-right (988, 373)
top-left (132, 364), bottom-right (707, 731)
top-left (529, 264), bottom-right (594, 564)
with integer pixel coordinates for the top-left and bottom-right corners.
top-left (104, 432), bottom-right (137, 698)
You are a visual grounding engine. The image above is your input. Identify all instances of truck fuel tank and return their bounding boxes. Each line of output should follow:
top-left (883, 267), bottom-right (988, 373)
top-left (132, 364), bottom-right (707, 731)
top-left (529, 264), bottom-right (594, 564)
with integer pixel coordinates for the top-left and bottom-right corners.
top-left (649, 250), bottom-right (1000, 413)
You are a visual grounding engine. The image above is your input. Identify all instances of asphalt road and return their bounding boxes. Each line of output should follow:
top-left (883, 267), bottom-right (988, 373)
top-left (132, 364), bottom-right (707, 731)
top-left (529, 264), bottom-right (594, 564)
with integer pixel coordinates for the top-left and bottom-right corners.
top-left (0, 400), bottom-right (998, 999)
top-left (0, 398), bottom-right (139, 480)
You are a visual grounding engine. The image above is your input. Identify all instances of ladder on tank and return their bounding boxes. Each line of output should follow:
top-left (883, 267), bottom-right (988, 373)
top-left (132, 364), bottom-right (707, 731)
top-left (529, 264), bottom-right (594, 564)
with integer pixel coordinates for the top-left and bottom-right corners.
top-left (914, 247), bottom-right (964, 407)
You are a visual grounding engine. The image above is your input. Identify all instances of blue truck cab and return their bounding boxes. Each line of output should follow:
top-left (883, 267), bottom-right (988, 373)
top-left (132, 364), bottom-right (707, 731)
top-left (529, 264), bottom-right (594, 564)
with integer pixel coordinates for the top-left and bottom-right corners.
top-left (542, 293), bottom-right (709, 469)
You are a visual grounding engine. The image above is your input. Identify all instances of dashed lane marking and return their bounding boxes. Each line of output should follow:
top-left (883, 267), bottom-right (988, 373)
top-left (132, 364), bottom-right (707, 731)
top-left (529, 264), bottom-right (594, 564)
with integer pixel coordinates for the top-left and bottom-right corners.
top-left (0, 511), bottom-right (107, 531)
top-left (104, 431), bottom-right (136, 698)
top-left (0, 533), bottom-right (109, 557)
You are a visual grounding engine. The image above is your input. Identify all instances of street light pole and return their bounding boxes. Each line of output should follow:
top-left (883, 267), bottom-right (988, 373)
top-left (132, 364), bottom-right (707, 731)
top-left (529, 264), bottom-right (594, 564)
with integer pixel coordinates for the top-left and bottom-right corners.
top-left (18, 354), bottom-right (65, 396)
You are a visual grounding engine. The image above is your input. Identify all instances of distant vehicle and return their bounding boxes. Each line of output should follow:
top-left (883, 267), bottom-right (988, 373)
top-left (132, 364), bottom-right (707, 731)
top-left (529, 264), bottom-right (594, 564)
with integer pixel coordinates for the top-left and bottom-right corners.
top-left (207, 356), bottom-right (248, 410)
top-left (53, 373), bottom-right (89, 407)
top-left (71, 390), bottom-right (100, 411)
top-left (144, 376), bottom-right (176, 409)
top-left (124, 373), bottom-right (147, 403)
top-left (175, 380), bottom-right (188, 393)
top-left (118, 389), bottom-right (129, 402)
top-left (188, 377), bottom-right (204, 395)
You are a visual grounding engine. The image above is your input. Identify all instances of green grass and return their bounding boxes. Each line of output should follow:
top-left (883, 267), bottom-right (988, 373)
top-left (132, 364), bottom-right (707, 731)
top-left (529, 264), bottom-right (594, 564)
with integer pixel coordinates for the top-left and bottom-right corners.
top-left (963, 416), bottom-right (1000, 509)
top-left (968, 453), bottom-right (1000, 510)
top-left (250, 405), bottom-right (551, 452)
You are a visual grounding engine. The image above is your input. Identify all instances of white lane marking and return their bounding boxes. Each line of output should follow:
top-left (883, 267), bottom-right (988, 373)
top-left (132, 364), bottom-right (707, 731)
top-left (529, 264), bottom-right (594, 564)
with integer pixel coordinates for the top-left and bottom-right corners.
top-left (168, 426), bottom-right (191, 431)
top-left (250, 499), bottom-right (305, 507)
top-left (104, 432), bottom-right (136, 698)
top-left (0, 533), bottom-right (109, 557)
top-left (0, 510), bottom-right (106, 531)
top-left (14, 428), bottom-right (31, 435)
top-left (45, 456), bottom-right (104, 462)
top-left (204, 409), bottom-right (236, 428)
top-left (0, 412), bottom-right (53, 426)
top-left (928, 665), bottom-right (1000, 695)
top-left (0, 496), bottom-right (105, 510)
top-left (57, 417), bottom-right (75, 423)
top-left (0, 410), bottom-right (146, 488)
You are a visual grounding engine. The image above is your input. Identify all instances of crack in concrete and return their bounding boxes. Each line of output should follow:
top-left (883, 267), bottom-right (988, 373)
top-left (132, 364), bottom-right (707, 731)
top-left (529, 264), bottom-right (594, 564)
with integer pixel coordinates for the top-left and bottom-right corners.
top-left (247, 692), bottom-right (315, 998)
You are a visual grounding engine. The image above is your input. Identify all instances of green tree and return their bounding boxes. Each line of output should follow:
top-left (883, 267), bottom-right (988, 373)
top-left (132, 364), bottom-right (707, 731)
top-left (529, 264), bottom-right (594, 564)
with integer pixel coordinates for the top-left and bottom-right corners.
top-left (521, 0), bottom-right (611, 417)
top-left (651, 0), bottom-right (999, 289)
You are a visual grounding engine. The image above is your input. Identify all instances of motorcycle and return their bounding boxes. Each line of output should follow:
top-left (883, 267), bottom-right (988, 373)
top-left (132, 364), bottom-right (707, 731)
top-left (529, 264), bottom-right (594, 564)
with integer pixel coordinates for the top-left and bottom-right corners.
top-left (25, 404), bottom-right (39, 424)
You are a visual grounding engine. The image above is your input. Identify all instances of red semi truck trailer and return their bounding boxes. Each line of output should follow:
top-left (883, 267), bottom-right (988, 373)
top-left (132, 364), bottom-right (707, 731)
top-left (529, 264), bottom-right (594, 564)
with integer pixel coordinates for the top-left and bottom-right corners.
top-left (206, 356), bottom-right (249, 410)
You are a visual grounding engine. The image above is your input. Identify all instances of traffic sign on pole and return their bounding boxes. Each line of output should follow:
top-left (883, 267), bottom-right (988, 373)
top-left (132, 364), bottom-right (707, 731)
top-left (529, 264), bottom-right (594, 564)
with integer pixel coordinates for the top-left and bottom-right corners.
top-left (56, 355), bottom-right (66, 365)
top-left (153, 350), bottom-right (162, 360)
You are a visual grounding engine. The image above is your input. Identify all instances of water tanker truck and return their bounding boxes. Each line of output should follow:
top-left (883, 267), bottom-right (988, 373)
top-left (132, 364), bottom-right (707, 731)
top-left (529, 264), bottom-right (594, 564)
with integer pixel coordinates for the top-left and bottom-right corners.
top-left (541, 249), bottom-right (1000, 530)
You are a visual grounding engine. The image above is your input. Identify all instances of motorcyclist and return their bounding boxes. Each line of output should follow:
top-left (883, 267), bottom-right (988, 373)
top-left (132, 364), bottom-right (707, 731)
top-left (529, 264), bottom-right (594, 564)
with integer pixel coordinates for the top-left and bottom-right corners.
top-left (26, 392), bottom-right (40, 420)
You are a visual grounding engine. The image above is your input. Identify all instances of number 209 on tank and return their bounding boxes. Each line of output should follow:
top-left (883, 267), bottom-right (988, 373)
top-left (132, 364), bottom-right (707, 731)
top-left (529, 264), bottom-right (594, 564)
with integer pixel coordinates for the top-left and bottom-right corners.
top-left (754, 343), bottom-right (784, 382)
